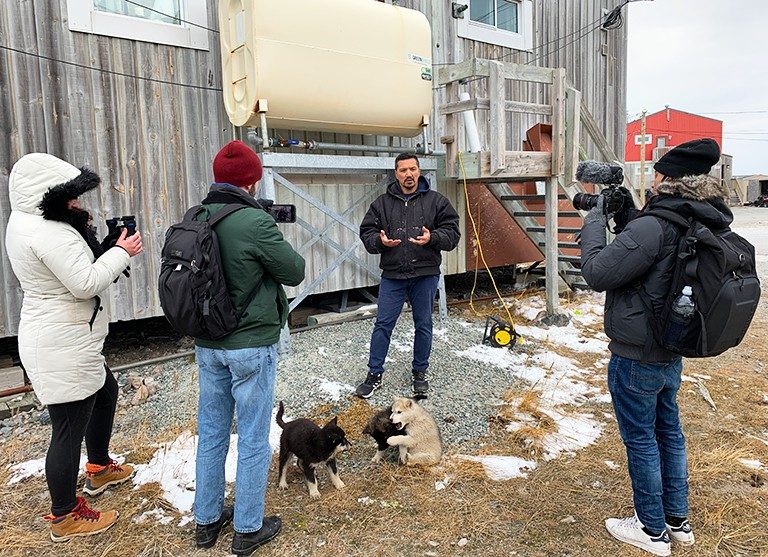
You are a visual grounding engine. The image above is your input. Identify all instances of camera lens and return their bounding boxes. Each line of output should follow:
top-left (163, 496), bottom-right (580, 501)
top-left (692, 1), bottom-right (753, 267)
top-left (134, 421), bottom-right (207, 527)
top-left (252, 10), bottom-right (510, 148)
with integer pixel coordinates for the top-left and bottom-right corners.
top-left (572, 192), bottom-right (600, 211)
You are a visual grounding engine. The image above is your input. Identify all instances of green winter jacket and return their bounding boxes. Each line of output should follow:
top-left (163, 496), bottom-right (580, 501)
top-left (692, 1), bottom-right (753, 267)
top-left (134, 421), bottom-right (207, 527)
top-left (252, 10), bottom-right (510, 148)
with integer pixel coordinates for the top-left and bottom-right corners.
top-left (194, 185), bottom-right (305, 350)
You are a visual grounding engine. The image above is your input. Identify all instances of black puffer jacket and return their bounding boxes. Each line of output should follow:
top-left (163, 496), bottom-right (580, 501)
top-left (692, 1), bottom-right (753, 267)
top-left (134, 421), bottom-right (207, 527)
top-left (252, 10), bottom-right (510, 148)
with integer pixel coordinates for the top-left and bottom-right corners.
top-left (360, 177), bottom-right (461, 279)
top-left (580, 173), bottom-right (732, 362)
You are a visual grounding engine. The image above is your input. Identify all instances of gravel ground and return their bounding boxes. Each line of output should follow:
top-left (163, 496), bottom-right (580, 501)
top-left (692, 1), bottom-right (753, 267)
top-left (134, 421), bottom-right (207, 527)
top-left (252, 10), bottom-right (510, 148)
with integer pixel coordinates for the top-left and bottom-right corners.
top-left (100, 311), bottom-right (535, 455)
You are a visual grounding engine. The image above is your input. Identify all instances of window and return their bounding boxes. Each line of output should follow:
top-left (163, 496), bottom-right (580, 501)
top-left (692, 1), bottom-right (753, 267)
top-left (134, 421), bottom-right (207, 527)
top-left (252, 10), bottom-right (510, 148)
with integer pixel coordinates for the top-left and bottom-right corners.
top-left (656, 136), bottom-right (666, 148)
top-left (67, 0), bottom-right (209, 50)
top-left (634, 134), bottom-right (653, 145)
top-left (457, 0), bottom-right (533, 50)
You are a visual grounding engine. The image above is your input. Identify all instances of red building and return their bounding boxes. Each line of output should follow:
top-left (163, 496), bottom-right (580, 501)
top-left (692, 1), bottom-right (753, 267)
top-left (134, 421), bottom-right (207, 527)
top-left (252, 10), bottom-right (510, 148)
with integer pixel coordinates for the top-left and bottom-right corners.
top-left (625, 107), bottom-right (723, 162)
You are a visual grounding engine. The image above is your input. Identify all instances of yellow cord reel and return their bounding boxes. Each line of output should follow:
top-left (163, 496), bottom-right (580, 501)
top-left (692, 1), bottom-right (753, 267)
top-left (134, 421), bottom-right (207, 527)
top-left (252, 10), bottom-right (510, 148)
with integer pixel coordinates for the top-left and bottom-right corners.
top-left (483, 316), bottom-right (521, 349)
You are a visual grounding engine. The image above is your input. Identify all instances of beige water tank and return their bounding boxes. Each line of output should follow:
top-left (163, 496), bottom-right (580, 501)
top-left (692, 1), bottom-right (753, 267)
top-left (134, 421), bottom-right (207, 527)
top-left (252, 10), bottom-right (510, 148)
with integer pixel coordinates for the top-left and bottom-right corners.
top-left (219, 0), bottom-right (433, 137)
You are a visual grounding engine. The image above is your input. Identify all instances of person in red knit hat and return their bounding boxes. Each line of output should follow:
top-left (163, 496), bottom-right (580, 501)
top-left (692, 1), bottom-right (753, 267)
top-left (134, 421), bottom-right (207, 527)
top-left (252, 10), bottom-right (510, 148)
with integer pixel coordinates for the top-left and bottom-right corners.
top-left (192, 140), bottom-right (305, 555)
top-left (213, 140), bottom-right (263, 192)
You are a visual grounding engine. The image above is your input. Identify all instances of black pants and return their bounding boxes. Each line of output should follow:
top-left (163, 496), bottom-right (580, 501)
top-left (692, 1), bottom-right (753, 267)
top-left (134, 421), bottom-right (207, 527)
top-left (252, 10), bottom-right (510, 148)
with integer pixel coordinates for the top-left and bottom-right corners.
top-left (46, 367), bottom-right (118, 516)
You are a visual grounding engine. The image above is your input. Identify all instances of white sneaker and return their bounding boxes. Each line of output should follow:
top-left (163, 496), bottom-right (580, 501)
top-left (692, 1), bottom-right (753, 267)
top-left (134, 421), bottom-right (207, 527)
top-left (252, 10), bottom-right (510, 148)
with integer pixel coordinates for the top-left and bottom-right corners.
top-left (605, 515), bottom-right (671, 556)
top-left (666, 519), bottom-right (695, 546)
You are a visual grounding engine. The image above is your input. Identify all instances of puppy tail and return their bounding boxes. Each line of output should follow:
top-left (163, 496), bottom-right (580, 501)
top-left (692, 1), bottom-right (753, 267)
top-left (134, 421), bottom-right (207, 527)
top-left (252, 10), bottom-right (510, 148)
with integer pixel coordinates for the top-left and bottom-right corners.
top-left (276, 400), bottom-right (286, 428)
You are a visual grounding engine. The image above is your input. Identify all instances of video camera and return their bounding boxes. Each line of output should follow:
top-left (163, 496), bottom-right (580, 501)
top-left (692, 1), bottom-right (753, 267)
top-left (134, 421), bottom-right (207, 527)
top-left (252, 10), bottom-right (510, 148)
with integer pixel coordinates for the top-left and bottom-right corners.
top-left (256, 199), bottom-right (297, 223)
top-left (106, 215), bottom-right (137, 236)
top-left (573, 161), bottom-right (635, 233)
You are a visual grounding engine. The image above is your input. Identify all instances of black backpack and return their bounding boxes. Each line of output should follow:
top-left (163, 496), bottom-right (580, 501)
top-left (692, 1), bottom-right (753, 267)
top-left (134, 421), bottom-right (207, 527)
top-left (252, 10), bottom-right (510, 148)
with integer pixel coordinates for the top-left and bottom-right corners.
top-left (158, 204), bottom-right (260, 340)
top-left (637, 208), bottom-right (761, 358)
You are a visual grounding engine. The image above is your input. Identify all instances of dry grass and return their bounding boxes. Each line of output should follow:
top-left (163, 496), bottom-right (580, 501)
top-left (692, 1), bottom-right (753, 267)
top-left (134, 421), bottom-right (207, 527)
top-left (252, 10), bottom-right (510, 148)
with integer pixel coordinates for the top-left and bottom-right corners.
top-left (1, 293), bottom-right (767, 556)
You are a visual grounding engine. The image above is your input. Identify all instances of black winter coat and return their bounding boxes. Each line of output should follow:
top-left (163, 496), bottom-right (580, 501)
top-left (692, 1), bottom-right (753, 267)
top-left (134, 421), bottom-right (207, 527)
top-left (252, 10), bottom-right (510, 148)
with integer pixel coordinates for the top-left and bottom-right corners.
top-left (580, 173), bottom-right (733, 362)
top-left (360, 177), bottom-right (461, 279)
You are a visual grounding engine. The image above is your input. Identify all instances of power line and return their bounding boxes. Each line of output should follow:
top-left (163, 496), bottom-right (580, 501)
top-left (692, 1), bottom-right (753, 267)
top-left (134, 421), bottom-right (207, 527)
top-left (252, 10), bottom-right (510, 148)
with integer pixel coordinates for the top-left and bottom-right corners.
top-left (699, 110), bottom-right (768, 115)
top-left (0, 44), bottom-right (222, 92)
top-left (433, 1), bottom-right (621, 67)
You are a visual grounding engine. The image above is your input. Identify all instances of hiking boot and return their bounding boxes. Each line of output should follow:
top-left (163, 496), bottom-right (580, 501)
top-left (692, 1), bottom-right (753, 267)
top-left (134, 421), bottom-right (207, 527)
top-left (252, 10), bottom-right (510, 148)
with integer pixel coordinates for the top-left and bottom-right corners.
top-left (412, 370), bottom-right (429, 395)
top-left (45, 496), bottom-right (119, 542)
top-left (355, 372), bottom-right (382, 399)
top-left (605, 515), bottom-right (671, 556)
top-left (196, 505), bottom-right (234, 549)
top-left (231, 516), bottom-right (282, 556)
top-left (83, 459), bottom-right (135, 496)
top-left (666, 518), bottom-right (695, 546)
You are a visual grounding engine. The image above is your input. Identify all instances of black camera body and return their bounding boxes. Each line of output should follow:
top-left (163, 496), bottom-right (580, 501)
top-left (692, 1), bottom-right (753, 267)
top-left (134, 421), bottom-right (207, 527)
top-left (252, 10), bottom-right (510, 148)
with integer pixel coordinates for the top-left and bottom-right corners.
top-left (106, 215), bottom-right (137, 236)
top-left (573, 185), bottom-right (629, 214)
top-left (573, 161), bottom-right (636, 233)
top-left (256, 199), bottom-right (296, 223)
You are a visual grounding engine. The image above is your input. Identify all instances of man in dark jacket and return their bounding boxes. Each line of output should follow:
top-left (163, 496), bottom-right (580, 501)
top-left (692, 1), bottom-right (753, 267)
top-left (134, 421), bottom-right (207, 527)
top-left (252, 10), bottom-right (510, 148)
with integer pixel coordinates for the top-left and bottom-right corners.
top-left (580, 139), bottom-right (727, 556)
top-left (193, 141), bottom-right (305, 556)
top-left (355, 153), bottom-right (460, 398)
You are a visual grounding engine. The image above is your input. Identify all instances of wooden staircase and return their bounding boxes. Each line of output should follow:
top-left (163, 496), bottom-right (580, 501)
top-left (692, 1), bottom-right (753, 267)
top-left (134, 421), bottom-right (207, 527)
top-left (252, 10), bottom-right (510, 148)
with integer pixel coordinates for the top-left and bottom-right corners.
top-left (438, 58), bottom-right (638, 310)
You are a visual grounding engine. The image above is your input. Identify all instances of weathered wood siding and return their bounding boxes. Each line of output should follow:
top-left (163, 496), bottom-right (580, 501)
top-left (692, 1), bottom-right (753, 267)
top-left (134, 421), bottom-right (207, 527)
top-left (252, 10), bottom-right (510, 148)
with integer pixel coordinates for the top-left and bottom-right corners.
top-left (0, 0), bottom-right (232, 336)
top-left (0, 0), bottom-right (625, 337)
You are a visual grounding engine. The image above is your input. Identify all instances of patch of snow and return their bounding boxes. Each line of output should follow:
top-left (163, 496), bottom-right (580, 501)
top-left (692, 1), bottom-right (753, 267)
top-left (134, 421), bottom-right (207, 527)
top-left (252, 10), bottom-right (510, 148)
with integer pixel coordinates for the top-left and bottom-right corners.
top-left (516, 323), bottom-right (609, 353)
top-left (8, 454), bottom-right (90, 485)
top-left (131, 409), bottom-right (285, 516)
top-left (134, 508), bottom-right (174, 525)
top-left (458, 455), bottom-right (537, 480)
top-left (314, 377), bottom-right (354, 401)
top-left (738, 458), bottom-right (764, 470)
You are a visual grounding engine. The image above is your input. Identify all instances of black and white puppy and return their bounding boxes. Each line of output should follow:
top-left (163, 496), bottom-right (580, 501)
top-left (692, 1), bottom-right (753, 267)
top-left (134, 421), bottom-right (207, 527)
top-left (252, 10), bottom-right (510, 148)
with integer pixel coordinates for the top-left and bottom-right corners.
top-left (276, 401), bottom-right (350, 499)
top-left (362, 405), bottom-right (407, 463)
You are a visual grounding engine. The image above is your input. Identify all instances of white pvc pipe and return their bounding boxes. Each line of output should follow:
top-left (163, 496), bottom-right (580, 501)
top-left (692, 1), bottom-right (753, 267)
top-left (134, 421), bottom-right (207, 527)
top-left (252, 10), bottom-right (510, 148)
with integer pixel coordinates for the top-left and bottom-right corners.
top-left (459, 91), bottom-right (482, 153)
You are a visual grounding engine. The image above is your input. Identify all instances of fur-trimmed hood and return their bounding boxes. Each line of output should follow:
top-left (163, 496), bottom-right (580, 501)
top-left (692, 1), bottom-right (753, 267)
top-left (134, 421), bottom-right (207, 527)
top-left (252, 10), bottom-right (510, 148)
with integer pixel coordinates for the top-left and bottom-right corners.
top-left (8, 153), bottom-right (100, 217)
top-left (655, 173), bottom-right (729, 202)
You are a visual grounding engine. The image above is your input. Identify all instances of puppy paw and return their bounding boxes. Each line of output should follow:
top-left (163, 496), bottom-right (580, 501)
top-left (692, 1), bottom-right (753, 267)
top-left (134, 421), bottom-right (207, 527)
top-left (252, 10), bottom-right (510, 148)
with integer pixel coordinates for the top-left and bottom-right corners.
top-left (386, 437), bottom-right (399, 446)
top-left (278, 480), bottom-right (288, 490)
top-left (333, 479), bottom-right (346, 490)
top-left (309, 489), bottom-right (321, 500)
top-left (371, 454), bottom-right (382, 463)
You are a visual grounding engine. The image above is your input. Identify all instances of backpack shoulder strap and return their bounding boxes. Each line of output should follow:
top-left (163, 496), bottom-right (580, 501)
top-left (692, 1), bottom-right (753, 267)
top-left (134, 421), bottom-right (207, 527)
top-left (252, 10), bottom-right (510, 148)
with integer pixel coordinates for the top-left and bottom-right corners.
top-left (637, 207), bottom-right (691, 230)
top-left (207, 204), bottom-right (248, 227)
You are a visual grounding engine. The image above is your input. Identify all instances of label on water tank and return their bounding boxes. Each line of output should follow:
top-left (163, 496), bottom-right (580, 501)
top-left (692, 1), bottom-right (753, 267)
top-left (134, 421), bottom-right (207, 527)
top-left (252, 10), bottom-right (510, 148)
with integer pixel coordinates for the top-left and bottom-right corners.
top-left (407, 53), bottom-right (432, 66)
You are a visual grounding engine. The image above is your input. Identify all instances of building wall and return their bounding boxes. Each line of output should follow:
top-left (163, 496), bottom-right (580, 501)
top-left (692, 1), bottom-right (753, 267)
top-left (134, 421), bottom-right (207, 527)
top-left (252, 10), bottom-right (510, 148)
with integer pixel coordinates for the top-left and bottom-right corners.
top-left (0, 0), bottom-right (233, 337)
top-left (0, 0), bottom-right (627, 337)
top-left (626, 108), bottom-right (723, 162)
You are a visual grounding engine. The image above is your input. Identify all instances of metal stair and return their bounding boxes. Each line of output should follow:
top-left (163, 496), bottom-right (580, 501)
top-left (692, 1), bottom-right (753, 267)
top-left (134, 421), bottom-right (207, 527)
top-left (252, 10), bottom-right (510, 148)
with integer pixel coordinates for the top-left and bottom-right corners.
top-left (486, 184), bottom-right (589, 289)
top-left (482, 123), bottom-right (590, 290)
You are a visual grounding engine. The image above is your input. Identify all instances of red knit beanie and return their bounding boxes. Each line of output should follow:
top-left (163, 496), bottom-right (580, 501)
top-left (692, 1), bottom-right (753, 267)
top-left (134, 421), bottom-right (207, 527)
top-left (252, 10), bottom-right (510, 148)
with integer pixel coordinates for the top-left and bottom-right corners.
top-left (213, 140), bottom-right (263, 187)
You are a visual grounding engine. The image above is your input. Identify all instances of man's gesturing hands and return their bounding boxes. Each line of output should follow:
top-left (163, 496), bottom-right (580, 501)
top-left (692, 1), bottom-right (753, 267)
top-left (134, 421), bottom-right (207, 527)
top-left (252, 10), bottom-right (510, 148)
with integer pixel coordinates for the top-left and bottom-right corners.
top-left (379, 227), bottom-right (431, 247)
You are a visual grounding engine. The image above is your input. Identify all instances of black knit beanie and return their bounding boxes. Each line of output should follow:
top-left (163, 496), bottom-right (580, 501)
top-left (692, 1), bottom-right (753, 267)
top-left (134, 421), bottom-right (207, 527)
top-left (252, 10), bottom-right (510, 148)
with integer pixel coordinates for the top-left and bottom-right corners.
top-left (653, 138), bottom-right (720, 178)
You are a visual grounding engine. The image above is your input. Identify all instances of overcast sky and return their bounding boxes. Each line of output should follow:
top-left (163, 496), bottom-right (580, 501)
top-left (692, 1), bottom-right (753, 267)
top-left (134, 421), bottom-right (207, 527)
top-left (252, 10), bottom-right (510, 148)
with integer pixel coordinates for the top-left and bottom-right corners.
top-left (626, 0), bottom-right (767, 175)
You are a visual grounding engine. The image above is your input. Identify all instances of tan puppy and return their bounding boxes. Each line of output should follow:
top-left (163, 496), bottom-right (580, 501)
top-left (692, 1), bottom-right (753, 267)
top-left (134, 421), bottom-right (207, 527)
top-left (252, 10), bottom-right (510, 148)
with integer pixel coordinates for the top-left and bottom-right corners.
top-left (387, 397), bottom-right (443, 466)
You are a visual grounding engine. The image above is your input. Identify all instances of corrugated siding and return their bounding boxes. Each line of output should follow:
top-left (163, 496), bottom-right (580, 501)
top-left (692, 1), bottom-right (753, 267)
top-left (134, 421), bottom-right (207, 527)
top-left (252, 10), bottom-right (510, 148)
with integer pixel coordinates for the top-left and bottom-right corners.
top-left (0, 0), bottom-right (625, 337)
top-left (0, 0), bottom-right (232, 337)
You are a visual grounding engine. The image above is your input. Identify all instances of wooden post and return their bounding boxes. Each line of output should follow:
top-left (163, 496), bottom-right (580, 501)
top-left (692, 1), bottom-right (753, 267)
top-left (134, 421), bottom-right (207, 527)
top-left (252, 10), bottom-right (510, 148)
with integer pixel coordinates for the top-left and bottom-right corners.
top-left (639, 109), bottom-right (647, 204)
top-left (550, 69), bottom-right (566, 177)
top-left (489, 61), bottom-right (506, 175)
top-left (444, 81), bottom-right (458, 178)
top-left (546, 69), bottom-right (566, 315)
top-left (564, 86), bottom-right (582, 184)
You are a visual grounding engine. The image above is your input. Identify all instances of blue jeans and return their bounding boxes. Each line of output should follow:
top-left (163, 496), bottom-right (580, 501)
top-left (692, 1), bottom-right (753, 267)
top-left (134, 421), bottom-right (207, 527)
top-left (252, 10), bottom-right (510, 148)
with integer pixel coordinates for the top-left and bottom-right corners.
top-left (368, 275), bottom-right (440, 375)
top-left (194, 344), bottom-right (277, 533)
top-left (608, 353), bottom-right (688, 533)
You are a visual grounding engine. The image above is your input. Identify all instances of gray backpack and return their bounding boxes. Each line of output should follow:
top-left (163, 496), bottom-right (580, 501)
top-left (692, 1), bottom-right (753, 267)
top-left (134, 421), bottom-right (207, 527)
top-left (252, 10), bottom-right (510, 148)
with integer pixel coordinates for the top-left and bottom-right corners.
top-left (158, 204), bottom-right (260, 340)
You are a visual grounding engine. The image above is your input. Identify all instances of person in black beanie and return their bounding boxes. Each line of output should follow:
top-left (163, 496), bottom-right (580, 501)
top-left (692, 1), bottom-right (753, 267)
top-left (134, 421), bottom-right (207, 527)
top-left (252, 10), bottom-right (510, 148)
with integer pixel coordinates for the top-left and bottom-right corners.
top-left (578, 138), bottom-right (728, 556)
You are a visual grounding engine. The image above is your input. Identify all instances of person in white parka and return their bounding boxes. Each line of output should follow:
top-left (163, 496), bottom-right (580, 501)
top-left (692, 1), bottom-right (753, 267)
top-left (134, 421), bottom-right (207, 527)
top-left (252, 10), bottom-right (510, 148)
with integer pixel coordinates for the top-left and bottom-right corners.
top-left (5, 153), bottom-right (143, 542)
